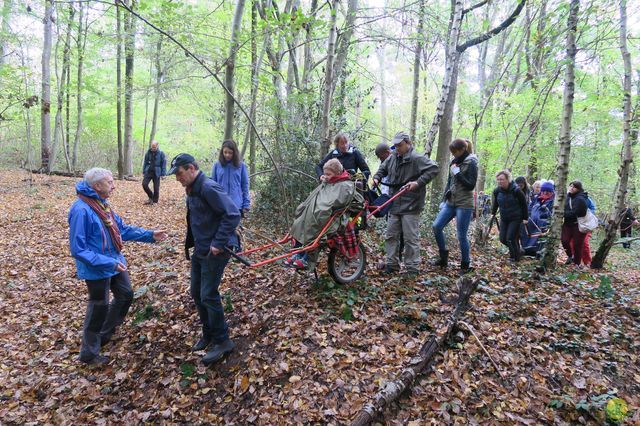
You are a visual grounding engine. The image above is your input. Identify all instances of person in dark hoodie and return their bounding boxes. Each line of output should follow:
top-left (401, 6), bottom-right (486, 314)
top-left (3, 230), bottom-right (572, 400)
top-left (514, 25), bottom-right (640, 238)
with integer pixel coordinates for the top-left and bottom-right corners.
top-left (431, 138), bottom-right (478, 274)
top-left (491, 170), bottom-right (529, 262)
top-left (315, 133), bottom-right (370, 180)
top-left (69, 168), bottom-right (168, 366)
top-left (562, 180), bottom-right (589, 266)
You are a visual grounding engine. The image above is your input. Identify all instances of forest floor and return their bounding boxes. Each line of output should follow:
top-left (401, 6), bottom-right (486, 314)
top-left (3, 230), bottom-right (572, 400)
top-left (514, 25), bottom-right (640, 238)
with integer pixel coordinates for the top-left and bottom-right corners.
top-left (1, 170), bottom-right (639, 425)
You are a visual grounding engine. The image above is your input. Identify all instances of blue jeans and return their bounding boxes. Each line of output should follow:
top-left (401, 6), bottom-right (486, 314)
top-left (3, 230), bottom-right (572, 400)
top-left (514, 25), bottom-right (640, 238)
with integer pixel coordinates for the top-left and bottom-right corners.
top-left (432, 204), bottom-right (474, 264)
top-left (190, 253), bottom-right (231, 344)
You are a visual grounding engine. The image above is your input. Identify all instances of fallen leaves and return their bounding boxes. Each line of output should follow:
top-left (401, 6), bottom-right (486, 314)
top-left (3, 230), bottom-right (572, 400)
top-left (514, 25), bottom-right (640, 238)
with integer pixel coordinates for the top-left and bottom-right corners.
top-left (0, 170), bottom-right (639, 424)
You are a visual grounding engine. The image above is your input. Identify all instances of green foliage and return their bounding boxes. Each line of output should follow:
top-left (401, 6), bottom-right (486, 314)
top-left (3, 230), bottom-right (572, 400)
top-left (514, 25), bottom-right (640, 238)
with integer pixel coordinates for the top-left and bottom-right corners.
top-left (593, 275), bottom-right (614, 299)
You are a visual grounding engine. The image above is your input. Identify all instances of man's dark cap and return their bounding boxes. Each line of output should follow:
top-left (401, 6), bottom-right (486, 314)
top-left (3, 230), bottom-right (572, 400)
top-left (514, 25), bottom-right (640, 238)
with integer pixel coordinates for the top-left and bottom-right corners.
top-left (168, 153), bottom-right (195, 175)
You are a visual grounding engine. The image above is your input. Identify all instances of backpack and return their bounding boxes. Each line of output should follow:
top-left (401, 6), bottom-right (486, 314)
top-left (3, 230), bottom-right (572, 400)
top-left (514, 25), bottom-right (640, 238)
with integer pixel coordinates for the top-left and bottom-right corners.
top-left (570, 197), bottom-right (598, 233)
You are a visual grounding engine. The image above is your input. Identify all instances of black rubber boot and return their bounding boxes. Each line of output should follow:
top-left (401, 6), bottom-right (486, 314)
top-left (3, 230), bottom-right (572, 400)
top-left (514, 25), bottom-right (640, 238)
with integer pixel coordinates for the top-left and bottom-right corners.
top-left (432, 250), bottom-right (449, 268)
top-left (459, 262), bottom-right (474, 275)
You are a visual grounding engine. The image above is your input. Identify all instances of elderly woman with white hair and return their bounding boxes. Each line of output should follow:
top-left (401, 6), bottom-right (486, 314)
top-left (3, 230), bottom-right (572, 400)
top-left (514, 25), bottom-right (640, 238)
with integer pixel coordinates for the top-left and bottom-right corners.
top-left (68, 168), bottom-right (167, 366)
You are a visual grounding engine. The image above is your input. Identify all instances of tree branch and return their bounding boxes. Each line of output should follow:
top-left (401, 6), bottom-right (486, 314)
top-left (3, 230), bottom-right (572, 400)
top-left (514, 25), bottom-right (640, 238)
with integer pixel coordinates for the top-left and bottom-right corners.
top-left (457, 0), bottom-right (526, 53)
top-left (462, 0), bottom-right (489, 16)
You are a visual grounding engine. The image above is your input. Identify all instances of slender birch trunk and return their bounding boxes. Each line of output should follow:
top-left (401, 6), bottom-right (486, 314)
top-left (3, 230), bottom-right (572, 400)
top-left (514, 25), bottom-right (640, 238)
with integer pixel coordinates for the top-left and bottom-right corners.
top-left (540, 0), bottom-right (579, 270)
top-left (592, 0), bottom-right (634, 269)
top-left (224, 0), bottom-right (246, 140)
top-left (149, 37), bottom-right (163, 145)
top-left (409, 0), bottom-right (424, 141)
top-left (40, 0), bottom-right (53, 172)
top-left (123, 0), bottom-right (136, 176)
top-left (0, 0), bottom-right (13, 67)
top-left (116, 4), bottom-right (124, 178)
top-left (52, 5), bottom-right (74, 172)
top-left (72, 1), bottom-right (86, 172)
top-left (319, 0), bottom-right (338, 157)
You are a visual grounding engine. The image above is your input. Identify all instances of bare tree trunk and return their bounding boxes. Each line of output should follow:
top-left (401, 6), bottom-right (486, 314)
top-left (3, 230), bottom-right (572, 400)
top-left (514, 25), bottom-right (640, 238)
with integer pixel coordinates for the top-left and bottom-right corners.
top-left (319, 0), bottom-right (339, 157)
top-left (0, 0), bottom-right (12, 67)
top-left (19, 47), bottom-right (34, 181)
top-left (52, 5), bottom-right (74, 172)
top-left (377, 46), bottom-right (388, 143)
top-left (116, 4), bottom-right (124, 179)
top-left (540, 0), bottom-right (579, 270)
top-left (149, 36), bottom-right (163, 146)
top-left (248, 0), bottom-right (258, 185)
top-left (409, 0), bottom-right (424, 142)
top-left (431, 65), bottom-right (459, 203)
top-left (123, 0), bottom-right (136, 176)
top-left (592, 0), bottom-right (634, 269)
top-left (40, 0), bottom-right (53, 172)
top-left (63, 32), bottom-right (72, 172)
top-left (72, 1), bottom-right (86, 172)
top-left (331, 0), bottom-right (358, 92)
top-left (224, 0), bottom-right (246, 141)
top-left (424, 0), bottom-right (462, 156)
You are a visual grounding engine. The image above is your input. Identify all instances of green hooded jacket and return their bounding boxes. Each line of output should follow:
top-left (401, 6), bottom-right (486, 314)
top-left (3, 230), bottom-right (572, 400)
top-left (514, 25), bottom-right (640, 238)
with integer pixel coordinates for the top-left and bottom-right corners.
top-left (290, 176), bottom-right (364, 245)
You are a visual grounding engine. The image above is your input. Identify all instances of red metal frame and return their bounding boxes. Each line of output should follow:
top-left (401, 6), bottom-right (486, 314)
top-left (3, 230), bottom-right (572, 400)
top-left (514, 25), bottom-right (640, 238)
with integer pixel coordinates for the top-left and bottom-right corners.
top-left (234, 184), bottom-right (409, 268)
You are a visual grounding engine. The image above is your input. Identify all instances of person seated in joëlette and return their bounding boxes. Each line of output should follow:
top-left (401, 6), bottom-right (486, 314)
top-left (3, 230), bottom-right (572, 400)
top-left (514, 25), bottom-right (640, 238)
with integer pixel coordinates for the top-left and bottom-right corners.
top-left (285, 159), bottom-right (364, 270)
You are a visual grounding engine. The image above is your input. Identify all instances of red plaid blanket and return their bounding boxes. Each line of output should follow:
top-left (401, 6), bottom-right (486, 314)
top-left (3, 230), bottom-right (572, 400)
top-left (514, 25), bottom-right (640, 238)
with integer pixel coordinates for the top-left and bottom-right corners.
top-left (329, 221), bottom-right (359, 259)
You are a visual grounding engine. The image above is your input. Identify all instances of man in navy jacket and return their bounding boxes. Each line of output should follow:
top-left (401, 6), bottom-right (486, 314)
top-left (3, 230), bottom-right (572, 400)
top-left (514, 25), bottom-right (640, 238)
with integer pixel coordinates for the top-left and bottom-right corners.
top-left (169, 153), bottom-right (241, 365)
top-left (142, 141), bottom-right (167, 204)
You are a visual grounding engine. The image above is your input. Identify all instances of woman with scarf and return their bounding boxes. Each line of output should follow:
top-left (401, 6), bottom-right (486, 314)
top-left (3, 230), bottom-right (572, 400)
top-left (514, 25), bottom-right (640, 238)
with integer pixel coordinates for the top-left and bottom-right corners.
top-left (491, 170), bottom-right (529, 262)
top-left (69, 168), bottom-right (167, 365)
top-left (285, 159), bottom-right (364, 270)
top-left (431, 138), bottom-right (478, 273)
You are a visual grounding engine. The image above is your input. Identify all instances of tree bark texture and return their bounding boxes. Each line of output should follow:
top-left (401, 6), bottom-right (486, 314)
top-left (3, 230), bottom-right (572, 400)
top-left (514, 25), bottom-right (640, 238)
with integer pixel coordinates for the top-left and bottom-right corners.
top-left (40, 0), bottom-right (53, 172)
top-left (409, 0), bottom-right (424, 141)
top-left (149, 37), bottom-right (163, 146)
top-left (116, 4), bottom-right (124, 179)
top-left (424, 0), bottom-right (462, 157)
top-left (592, 0), bottom-right (634, 269)
top-left (224, 0), bottom-right (246, 141)
top-left (0, 0), bottom-right (12, 67)
top-left (319, 0), bottom-right (339, 157)
top-left (73, 2), bottom-right (86, 172)
top-left (52, 5), bottom-right (74, 173)
top-left (123, 0), bottom-right (136, 176)
top-left (377, 46), bottom-right (388, 144)
top-left (351, 277), bottom-right (479, 426)
top-left (541, 0), bottom-right (579, 270)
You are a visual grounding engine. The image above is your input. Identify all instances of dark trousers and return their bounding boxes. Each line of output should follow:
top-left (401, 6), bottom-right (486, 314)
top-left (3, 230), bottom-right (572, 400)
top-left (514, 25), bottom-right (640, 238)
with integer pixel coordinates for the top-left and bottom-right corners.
top-left (190, 253), bottom-right (231, 344)
top-left (561, 223), bottom-right (587, 265)
top-left (499, 219), bottom-right (522, 260)
top-left (142, 174), bottom-right (160, 202)
top-left (80, 272), bottom-right (133, 361)
top-left (621, 227), bottom-right (632, 249)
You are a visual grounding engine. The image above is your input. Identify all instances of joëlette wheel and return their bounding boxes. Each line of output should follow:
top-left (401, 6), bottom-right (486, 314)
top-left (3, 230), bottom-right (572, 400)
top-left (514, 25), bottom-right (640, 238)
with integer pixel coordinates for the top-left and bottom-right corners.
top-left (327, 242), bottom-right (366, 285)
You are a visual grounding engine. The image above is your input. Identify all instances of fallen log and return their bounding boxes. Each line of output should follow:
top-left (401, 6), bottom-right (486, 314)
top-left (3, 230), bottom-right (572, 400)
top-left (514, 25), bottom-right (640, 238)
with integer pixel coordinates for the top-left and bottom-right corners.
top-left (351, 276), bottom-right (479, 426)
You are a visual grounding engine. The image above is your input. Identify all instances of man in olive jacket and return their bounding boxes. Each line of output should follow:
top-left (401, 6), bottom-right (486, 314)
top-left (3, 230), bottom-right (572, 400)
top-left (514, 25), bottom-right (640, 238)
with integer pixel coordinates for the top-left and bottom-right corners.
top-left (373, 132), bottom-right (439, 275)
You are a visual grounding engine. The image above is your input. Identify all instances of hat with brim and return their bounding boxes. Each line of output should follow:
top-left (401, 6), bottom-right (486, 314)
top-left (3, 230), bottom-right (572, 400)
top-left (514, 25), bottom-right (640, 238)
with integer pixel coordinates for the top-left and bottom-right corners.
top-left (168, 153), bottom-right (195, 175)
top-left (391, 131), bottom-right (410, 146)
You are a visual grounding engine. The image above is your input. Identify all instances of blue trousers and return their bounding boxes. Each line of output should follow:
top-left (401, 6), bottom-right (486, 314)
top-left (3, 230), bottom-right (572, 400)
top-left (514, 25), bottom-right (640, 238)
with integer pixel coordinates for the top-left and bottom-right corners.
top-left (190, 253), bottom-right (231, 344)
top-left (432, 203), bottom-right (474, 264)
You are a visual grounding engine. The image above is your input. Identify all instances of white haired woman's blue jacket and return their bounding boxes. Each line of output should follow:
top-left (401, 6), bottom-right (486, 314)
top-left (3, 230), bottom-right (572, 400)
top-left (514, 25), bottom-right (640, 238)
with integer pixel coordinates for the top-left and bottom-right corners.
top-left (68, 180), bottom-right (155, 280)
